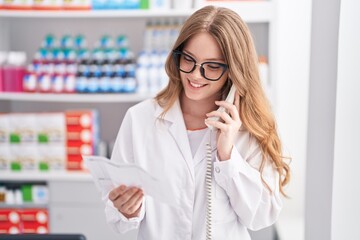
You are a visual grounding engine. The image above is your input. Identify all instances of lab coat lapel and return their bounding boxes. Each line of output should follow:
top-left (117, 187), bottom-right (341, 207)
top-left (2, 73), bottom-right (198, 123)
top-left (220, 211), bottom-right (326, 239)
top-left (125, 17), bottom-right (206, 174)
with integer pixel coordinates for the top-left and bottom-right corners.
top-left (193, 129), bottom-right (217, 167)
top-left (154, 100), bottom-right (195, 182)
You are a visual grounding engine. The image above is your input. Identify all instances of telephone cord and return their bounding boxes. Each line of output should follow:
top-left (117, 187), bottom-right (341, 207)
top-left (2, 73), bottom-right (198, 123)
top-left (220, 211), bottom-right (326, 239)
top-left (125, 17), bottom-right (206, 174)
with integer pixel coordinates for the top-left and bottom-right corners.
top-left (205, 131), bottom-right (213, 240)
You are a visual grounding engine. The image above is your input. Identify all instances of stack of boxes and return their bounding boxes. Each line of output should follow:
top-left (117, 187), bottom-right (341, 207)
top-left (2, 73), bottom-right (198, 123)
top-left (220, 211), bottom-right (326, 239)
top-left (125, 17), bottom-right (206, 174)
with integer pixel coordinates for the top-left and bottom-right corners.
top-left (0, 209), bottom-right (21, 234)
top-left (0, 110), bottom-right (98, 172)
top-left (0, 113), bottom-right (67, 171)
top-left (0, 113), bottom-right (11, 171)
top-left (7, 113), bottom-right (39, 171)
top-left (0, 209), bottom-right (49, 234)
top-left (0, 0), bottom-right (91, 10)
top-left (0, 109), bottom-right (99, 233)
top-left (65, 110), bottom-right (99, 170)
top-left (20, 209), bottom-right (49, 234)
top-left (37, 113), bottom-right (67, 171)
top-left (0, 182), bottom-right (50, 234)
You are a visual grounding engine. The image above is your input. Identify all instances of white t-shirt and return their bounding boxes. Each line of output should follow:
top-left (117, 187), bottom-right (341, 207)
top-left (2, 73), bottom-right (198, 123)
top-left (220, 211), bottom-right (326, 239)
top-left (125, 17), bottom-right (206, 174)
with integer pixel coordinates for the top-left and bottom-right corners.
top-left (187, 128), bottom-right (208, 158)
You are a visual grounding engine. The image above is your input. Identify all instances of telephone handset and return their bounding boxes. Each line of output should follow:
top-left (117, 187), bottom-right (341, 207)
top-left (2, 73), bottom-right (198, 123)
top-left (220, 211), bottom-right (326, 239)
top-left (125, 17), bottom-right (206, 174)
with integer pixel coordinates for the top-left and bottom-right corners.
top-left (205, 84), bottom-right (236, 240)
top-left (205, 84), bottom-right (237, 130)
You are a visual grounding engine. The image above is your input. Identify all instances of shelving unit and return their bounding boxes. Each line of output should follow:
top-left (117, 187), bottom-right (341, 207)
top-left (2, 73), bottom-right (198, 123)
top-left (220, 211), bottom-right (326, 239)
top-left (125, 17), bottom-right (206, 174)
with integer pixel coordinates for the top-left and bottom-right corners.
top-left (0, 171), bottom-right (92, 182)
top-left (0, 2), bottom-right (278, 240)
top-left (0, 203), bottom-right (48, 208)
top-left (0, 1), bottom-right (274, 22)
top-left (0, 92), bottom-right (153, 103)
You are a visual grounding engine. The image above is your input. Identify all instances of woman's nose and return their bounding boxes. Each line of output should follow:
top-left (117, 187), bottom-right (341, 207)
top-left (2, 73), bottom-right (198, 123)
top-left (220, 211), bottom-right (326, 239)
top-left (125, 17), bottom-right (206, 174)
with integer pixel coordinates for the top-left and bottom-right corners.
top-left (191, 64), bottom-right (203, 79)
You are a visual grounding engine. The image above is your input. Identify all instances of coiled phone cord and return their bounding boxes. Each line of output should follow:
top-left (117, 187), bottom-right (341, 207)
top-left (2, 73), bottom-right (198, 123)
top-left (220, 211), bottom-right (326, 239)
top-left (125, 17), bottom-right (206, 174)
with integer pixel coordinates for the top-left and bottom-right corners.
top-left (205, 132), bottom-right (213, 240)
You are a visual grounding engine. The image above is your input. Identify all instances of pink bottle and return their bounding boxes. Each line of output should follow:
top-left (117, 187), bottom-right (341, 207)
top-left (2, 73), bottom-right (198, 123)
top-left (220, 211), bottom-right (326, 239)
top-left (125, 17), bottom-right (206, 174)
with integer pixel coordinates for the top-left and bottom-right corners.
top-left (2, 52), bottom-right (27, 92)
top-left (0, 52), bottom-right (7, 92)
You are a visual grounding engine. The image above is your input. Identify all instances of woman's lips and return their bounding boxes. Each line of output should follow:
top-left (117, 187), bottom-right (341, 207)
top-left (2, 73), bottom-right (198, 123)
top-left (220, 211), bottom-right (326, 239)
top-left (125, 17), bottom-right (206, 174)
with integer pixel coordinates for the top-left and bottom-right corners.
top-left (188, 80), bottom-right (207, 88)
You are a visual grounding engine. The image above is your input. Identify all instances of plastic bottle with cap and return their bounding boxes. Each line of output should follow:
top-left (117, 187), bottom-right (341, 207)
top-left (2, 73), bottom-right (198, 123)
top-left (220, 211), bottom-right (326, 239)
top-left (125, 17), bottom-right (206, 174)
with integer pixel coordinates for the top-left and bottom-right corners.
top-left (136, 51), bottom-right (150, 93)
top-left (0, 52), bottom-right (7, 92)
top-left (2, 52), bottom-right (27, 92)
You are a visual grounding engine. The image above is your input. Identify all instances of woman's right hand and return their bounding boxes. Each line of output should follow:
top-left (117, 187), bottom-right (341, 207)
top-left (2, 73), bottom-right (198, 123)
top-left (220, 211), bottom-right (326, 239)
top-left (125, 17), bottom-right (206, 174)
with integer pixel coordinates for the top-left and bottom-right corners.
top-left (109, 185), bottom-right (144, 219)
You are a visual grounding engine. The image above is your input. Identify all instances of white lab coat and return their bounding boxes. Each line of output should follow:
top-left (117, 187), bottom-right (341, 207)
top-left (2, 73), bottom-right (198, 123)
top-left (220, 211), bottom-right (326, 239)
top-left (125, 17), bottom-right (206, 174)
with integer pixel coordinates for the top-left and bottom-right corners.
top-left (105, 98), bottom-right (282, 240)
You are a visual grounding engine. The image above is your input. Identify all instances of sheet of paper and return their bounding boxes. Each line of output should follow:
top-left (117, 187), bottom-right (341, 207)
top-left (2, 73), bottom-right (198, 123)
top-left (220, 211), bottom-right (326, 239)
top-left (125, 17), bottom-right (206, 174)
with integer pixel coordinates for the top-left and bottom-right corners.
top-left (83, 155), bottom-right (177, 206)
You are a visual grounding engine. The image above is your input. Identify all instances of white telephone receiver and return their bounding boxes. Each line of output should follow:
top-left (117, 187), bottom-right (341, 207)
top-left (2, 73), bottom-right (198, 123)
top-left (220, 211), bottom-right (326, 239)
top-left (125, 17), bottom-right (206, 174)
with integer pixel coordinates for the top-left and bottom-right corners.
top-left (205, 84), bottom-right (237, 130)
top-left (204, 84), bottom-right (236, 240)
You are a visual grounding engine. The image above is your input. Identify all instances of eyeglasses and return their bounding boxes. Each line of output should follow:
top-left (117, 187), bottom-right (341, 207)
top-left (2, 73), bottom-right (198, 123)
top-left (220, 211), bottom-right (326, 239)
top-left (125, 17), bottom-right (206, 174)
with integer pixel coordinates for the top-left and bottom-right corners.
top-left (172, 50), bottom-right (228, 81)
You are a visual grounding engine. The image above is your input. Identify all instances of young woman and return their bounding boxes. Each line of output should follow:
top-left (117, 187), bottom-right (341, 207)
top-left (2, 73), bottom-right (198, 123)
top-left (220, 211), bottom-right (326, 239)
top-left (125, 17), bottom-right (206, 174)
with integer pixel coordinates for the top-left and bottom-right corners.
top-left (105, 5), bottom-right (290, 240)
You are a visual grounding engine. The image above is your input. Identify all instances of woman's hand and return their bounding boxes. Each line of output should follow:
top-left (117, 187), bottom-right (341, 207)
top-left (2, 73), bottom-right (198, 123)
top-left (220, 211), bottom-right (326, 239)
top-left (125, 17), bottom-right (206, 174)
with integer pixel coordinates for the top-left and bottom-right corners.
top-left (109, 185), bottom-right (144, 219)
top-left (205, 94), bottom-right (242, 161)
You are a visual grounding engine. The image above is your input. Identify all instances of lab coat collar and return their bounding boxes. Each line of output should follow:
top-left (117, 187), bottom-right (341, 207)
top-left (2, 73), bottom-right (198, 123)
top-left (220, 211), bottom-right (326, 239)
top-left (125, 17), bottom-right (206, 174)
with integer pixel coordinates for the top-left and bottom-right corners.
top-left (154, 99), bottom-right (195, 183)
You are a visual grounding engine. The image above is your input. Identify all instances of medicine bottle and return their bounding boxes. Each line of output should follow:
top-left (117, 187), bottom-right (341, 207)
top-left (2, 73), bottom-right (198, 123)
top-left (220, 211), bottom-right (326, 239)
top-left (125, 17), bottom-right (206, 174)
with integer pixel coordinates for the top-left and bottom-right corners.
top-left (2, 52), bottom-right (27, 92)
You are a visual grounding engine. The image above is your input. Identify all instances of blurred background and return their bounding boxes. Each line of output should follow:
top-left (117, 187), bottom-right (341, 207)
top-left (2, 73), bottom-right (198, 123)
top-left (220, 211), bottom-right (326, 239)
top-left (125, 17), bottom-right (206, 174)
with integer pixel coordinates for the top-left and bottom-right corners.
top-left (0, 0), bottom-right (359, 239)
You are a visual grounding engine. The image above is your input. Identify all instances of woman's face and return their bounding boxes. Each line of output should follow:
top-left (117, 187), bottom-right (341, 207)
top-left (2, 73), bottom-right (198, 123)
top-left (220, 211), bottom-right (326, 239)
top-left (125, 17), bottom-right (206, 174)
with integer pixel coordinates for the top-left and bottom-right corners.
top-left (179, 32), bottom-right (228, 102)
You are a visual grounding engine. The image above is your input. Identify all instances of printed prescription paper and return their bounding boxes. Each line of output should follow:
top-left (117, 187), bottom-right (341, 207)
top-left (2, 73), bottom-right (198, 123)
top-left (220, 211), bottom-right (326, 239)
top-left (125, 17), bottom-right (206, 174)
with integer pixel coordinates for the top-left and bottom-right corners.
top-left (83, 155), bottom-right (177, 206)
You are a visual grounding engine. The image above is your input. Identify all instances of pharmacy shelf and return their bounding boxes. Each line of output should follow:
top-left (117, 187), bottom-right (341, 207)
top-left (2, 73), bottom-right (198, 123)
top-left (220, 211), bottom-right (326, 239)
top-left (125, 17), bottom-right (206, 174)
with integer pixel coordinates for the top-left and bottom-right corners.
top-left (0, 92), bottom-right (154, 102)
top-left (201, 1), bottom-right (275, 22)
top-left (0, 203), bottom-right (48, 209)
top-left (0, 1), bottom-right (275, 22)
top-left (0, 9), bottom-right (192, 18)
top-left (0, 171), bottom-right (92, 182)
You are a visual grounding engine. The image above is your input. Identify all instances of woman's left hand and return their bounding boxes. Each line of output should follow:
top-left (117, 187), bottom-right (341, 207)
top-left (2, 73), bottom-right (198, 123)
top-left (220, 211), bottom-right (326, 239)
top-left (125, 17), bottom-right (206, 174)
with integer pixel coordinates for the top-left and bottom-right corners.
top-left (205, 94), bottom-right (242, 161)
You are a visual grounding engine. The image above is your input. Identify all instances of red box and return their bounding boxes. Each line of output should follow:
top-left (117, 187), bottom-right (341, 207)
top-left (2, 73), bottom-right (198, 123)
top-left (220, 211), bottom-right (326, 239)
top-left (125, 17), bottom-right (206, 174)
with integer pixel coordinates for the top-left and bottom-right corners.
top-left (65, 111), bottom-right (93, 128)
top-left (67, 142), bottom-right (93, 155)
top-left (66, 155), bottom-right (83, 170)
top-left (22, 222), bottom-right (48, 234)
top-left (65, 110), bottom-right (98, 171)
top-left (0, 209), bottom-right (20, 224)
top-left (0, 222), bottom-right (21, 234)
top-left (20, 209), bottom-right (48, 224)
top-left (0, 209), bottom-right (21, 234)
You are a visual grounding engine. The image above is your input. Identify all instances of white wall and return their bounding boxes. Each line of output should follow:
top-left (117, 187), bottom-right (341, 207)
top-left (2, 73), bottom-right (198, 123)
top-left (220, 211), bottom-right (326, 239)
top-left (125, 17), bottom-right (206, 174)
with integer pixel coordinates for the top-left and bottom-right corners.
top-left (275, 0), bottom-right (312, 239)
top-left (332, 0), bottom-right (360, 239)
top-left (305, 0), bottom-right (340, 238)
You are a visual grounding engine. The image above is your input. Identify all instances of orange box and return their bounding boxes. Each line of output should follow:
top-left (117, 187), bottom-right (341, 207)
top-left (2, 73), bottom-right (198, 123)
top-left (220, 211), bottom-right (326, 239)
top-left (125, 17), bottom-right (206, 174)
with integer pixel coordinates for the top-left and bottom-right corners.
top-left (67, 142), bottom-right (93, 156)
top-left (67, 128), bottom-right (93, 143)
top-left (66, 155), bottom-right (84, 170)
top-left (65, 110), bottom-right (99, 171)
top-left (65, 111), bottom-right (94, 128)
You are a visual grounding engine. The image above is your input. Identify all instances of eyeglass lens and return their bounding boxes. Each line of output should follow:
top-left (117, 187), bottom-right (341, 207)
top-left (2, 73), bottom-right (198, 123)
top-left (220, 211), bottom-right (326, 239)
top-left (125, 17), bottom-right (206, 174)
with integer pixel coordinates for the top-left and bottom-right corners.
top-left (174, 52), bottom-right (227, 81)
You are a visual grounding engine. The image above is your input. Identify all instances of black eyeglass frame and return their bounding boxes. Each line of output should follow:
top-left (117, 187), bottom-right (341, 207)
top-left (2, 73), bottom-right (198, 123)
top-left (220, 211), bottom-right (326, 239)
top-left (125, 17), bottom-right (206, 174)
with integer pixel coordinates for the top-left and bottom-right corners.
top-left (172, 50), bottom-right (228, 81)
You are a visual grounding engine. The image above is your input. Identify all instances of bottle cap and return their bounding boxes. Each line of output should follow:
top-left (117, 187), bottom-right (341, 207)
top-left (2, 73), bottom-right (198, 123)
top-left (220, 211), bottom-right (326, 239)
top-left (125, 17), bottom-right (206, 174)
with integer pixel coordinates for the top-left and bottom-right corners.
top-left (7, 52), bottom-right (27, 66)
top-left (0, 51), bottom-right (7, 65)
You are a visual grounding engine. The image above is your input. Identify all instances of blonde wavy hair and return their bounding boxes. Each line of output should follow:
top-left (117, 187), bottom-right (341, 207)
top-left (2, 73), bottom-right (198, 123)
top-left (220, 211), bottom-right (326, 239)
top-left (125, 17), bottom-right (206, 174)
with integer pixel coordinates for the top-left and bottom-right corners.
top-left (155, 5), bottom-right (290, 196)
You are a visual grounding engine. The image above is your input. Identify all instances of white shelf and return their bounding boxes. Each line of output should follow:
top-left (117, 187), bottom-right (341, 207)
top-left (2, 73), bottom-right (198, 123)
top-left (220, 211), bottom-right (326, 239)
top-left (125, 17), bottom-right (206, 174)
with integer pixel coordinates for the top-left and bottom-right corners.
top-left (0, 171), bottom-right (93, 181)
top-left (199, 1), bottom-right (275, 22)
top-left (0, 203), bottom-right (48, 208)
top-left (0, 1), bottom-right (275, 22)
top-left (0, 92), bottom-right (154, 102)
top-left (0, 9), bottom-right (192, 18)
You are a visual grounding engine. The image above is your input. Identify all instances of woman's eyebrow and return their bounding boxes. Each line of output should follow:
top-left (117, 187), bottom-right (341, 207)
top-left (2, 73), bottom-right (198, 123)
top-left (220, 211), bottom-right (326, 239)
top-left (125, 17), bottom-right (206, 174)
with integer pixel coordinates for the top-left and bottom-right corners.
top-left (182, 49), bottom-right (225, 62)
